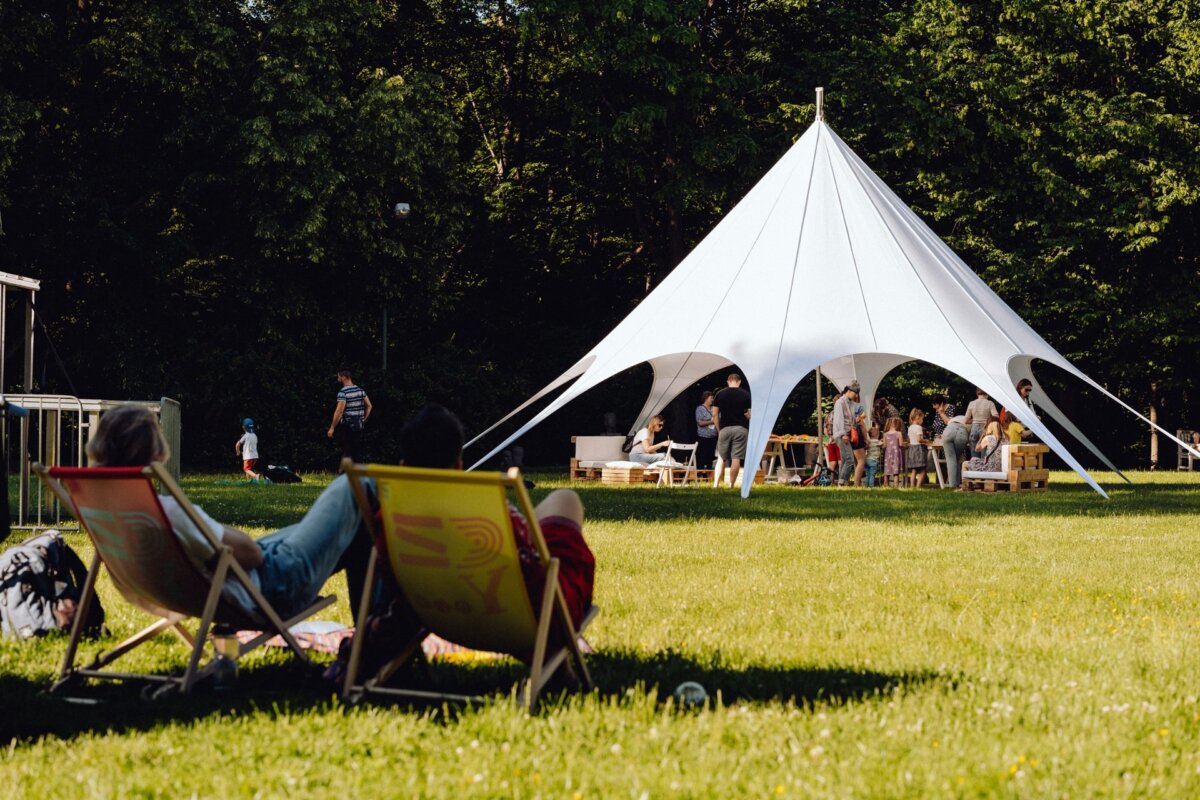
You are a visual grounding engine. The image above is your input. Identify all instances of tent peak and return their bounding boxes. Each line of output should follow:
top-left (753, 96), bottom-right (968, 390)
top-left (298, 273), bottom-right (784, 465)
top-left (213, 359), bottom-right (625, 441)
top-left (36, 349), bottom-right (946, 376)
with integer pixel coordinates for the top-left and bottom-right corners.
top-left (815, 87), bottom-right (824, 121)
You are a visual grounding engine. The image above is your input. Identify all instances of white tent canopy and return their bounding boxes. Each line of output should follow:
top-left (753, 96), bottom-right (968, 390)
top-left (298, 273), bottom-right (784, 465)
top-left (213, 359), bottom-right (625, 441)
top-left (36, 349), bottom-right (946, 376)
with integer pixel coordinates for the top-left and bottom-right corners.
top-left (469, 101), bottom-right (1196, 497)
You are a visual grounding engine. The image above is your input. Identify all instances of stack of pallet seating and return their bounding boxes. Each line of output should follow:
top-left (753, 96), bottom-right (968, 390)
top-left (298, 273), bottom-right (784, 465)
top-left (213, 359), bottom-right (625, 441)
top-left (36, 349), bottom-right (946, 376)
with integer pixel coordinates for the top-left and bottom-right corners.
top-left (570, 436), bottom-right (628, 480)
top-left (962, 443), bottom-right (1050, 493)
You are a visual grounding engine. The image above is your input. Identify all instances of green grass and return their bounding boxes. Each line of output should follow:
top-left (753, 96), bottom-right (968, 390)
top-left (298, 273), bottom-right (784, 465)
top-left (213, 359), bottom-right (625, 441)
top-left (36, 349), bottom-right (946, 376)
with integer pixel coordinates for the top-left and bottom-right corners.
top-left (3, 470), bottom-right (1200, 797)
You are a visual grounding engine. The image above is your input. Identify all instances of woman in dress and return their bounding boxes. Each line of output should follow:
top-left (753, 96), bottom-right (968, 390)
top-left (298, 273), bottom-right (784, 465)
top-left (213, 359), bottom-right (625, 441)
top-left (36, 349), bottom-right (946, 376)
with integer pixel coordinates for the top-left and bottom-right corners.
top-left (964, 420), bottom-right (1004, 474)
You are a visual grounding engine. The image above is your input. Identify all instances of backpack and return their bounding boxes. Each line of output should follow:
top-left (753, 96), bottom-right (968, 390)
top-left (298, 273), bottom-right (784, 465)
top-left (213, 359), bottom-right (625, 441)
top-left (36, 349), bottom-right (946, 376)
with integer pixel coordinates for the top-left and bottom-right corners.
top-left (621, 433), bottom-right (636, 454)
top-left (264, 464), bottom-right (303, 484)
top-left (0, 529), bottom-right (105, 640)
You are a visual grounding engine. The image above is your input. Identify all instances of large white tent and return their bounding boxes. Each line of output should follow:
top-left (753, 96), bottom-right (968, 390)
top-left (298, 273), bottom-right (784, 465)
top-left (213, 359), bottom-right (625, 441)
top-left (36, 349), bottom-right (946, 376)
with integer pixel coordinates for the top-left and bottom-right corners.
top-left (468, 94), bottom-right (1196, 497)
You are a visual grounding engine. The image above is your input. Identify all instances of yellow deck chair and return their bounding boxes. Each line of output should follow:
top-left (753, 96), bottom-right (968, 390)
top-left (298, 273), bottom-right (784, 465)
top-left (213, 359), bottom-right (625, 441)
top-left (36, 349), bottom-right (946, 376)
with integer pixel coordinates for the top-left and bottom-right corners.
top-left (342, 462), bottom-right (596, 709)
top-left (35, 462), bottom-right (335, 697)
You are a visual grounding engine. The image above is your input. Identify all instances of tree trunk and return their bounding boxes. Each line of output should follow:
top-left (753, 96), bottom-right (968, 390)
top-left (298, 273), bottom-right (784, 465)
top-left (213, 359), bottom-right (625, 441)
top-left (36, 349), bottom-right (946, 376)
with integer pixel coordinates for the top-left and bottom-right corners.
top-left (1149, 380), bottom-right (1159, 469)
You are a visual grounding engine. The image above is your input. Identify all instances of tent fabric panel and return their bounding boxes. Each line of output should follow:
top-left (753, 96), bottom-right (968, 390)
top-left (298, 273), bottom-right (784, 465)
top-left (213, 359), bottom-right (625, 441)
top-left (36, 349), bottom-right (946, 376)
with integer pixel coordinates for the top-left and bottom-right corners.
top-left (464, 356), bottom-right (595, 448)
top-left (630, 353), bottom-right (734, 433)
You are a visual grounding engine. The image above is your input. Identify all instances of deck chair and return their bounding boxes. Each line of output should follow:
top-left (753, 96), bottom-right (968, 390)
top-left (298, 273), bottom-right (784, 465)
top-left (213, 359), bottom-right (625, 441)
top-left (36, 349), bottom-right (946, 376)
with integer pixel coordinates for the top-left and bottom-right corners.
top-left (655, 442), bottom-right (698, 487)
top-left (34, 462), bottom-right (335, 697)
top-left (341, 462), bottom-right (596, 709)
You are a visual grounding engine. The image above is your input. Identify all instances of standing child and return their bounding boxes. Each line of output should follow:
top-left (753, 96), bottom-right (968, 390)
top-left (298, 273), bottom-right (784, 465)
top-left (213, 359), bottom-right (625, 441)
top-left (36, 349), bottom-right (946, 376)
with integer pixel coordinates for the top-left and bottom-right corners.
top-left (235, 417), bottom-right (262, 481)
top-left (882, 417), bottom-right (904, 487)
top-left (907, 409), bottom-right (928, 487)
top-left (865, 423), bottom-right (882, 487)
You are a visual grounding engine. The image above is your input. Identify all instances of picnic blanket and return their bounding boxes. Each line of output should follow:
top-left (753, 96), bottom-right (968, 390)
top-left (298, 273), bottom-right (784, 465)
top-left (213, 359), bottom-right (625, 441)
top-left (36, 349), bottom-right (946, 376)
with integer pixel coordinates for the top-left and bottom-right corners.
top-left (235, 620), bottom-right (504, 661)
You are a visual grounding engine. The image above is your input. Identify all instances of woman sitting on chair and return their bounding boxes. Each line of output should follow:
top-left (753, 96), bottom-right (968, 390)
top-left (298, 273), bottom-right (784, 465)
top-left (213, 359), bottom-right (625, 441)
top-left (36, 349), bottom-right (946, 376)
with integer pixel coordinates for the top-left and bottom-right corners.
top-left (87, 404), bottom-right (372, 619)
top-left (629, 415), bottom-right (671, 464)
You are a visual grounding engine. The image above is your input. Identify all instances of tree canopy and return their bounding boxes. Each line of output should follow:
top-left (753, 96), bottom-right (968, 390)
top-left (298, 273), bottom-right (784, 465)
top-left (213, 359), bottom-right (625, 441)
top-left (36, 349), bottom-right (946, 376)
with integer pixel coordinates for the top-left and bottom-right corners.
top-left (0, 0), bottom-right (1196, 468)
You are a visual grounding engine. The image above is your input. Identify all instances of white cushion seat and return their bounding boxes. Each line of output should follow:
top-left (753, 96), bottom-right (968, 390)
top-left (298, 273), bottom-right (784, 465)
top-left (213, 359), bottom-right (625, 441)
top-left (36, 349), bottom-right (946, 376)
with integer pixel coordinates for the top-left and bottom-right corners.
top-left (962, 445), bottom-right (1011, 481)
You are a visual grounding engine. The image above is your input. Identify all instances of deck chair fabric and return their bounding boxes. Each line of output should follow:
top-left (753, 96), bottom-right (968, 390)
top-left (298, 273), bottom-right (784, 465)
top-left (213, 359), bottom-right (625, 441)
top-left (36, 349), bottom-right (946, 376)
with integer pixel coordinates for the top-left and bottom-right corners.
top-left (342, 462), bottom-right (596, 709)
top-left (35, 462), bottom-right (334, 696)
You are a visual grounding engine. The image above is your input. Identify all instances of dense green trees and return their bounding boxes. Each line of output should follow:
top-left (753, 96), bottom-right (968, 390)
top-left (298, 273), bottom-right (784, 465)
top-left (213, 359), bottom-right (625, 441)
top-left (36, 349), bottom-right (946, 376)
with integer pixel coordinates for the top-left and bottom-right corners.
top-left (0, 0), bottom-right (1195, 468)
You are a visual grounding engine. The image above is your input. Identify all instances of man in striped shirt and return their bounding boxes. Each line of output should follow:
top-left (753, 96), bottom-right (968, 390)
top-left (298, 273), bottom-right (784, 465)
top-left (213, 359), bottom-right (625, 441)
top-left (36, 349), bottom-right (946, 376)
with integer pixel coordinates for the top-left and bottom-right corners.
top-left (328, 368), bottom-right (372, 466)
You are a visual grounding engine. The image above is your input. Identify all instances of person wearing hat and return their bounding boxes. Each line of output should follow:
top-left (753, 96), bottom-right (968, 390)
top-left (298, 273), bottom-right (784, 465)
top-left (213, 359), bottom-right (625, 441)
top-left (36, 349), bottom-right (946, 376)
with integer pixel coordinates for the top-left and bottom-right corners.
top-left (832, 381), bottom-right (866, 486)
top-left (235, 417), bottom-right (262, 481)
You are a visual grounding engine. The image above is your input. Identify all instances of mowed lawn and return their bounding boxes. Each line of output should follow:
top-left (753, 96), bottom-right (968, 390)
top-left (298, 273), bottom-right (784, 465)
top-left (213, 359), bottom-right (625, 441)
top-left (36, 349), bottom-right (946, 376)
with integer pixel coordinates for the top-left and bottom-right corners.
top-left (3, 470), bottom-right (1200, 798)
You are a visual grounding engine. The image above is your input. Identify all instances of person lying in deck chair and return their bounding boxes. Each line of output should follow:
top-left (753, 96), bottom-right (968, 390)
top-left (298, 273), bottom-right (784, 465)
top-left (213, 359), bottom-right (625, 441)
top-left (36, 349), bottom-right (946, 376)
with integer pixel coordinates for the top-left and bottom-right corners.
top-left (399, 404), bottom-right (596, 635)
top-left (87, 404), bottom-right (373, 619)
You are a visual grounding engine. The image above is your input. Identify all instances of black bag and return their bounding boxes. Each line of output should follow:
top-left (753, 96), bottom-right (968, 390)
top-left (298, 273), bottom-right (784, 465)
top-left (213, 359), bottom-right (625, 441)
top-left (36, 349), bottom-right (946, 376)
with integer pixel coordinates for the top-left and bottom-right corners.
top-left (622, 433), bottom-right (636, 454)
top-left (264, 464), bottom-right (303, 484)
top-left (0, 529), bottom-right (105, 640)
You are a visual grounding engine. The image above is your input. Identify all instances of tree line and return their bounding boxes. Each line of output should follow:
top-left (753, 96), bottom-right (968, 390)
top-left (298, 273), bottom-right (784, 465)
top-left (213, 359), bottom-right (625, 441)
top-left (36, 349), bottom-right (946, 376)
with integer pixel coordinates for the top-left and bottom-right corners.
top-left (0, 0), bottom-right (1196, 470)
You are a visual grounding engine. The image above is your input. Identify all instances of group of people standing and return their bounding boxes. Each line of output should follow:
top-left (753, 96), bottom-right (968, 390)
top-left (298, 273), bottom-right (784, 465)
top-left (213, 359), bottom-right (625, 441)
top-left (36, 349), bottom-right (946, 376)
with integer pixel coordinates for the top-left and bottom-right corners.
top-left (631, 373), bottom-right (752, 487)
top-left (833, 380), bottom-right (1038, 489)
top-left (630, 373), bottom-right (1041, 491)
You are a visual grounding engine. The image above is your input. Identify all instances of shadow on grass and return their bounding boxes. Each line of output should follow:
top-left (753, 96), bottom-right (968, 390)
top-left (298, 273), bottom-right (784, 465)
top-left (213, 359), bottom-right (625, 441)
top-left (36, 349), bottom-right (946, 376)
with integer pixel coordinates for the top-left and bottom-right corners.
top-left (0, 648), bottom-right (935, 743)
top-left (585, 648), bottom-right (933, 707)
top-left (565, 480), bottom-right (1200, 524)
top-left (0, 656), bottom-right (338, 744)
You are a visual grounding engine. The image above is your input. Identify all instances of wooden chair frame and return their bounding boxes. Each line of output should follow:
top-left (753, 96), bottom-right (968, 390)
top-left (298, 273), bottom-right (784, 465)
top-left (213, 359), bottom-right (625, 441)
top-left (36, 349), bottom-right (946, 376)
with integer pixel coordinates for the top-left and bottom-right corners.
top-left (341, 460), bottom-right (595, 709)
top-left (35, 462), bottom-right (334, 697)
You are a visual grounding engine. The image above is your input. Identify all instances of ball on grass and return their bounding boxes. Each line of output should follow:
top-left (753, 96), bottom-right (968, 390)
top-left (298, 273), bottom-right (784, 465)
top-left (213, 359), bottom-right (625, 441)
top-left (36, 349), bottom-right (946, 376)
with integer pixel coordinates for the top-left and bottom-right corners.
top-left (673, 681), bottom-right (708, 709)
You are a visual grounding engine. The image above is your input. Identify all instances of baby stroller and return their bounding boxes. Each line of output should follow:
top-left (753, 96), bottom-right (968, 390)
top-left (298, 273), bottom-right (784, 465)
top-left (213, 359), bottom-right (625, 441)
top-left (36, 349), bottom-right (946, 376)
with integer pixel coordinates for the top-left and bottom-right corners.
top-left (798, 441), bottom-right (839, 486)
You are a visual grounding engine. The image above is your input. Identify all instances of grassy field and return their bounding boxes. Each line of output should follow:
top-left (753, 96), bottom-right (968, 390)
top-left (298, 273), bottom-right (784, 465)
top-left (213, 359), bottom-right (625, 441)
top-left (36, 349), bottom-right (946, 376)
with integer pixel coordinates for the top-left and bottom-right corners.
top-left (2, 469), bottom-right (1199, 797)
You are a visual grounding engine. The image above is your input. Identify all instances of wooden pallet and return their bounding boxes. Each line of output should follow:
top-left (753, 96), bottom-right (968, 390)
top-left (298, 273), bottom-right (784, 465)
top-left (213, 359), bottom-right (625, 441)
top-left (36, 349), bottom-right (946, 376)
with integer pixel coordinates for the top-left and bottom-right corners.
top-left (963, 468), bottom-right (1049, 493)
top-left (570, 459), bottom-right (606, 480)
top-left (601, 466), bottom-right (646, 484)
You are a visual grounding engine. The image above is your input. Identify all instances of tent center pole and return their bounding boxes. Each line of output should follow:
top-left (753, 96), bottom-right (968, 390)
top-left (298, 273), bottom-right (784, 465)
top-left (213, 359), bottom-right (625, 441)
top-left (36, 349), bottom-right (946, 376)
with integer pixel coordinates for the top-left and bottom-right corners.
top-left (815, 366), bottom-right (824, 466)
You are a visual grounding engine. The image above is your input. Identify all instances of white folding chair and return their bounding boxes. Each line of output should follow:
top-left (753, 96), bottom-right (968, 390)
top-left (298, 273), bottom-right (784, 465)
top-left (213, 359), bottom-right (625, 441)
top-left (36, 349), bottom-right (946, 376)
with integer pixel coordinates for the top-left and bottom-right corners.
top-left (656, 442), bottom-right (698, 487)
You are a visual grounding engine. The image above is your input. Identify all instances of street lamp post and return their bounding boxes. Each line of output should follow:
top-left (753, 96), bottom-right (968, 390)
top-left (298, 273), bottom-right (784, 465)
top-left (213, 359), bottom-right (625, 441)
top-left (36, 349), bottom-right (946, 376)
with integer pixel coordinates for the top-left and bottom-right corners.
top-left (383, 202), bottom-right (411, 374)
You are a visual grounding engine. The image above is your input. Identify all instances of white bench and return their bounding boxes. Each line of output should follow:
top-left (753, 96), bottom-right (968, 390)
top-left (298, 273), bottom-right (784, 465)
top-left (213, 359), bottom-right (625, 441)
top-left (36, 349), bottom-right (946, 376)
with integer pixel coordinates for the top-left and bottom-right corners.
top-left (570, 436), bottom-right (628, 480)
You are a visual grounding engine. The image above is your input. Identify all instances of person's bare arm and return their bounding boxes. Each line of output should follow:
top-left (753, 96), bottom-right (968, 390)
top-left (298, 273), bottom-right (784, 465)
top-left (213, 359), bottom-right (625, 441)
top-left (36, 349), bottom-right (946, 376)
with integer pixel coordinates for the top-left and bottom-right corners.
top-left (327, 400), bottom-right (346, 438)
top-left (221, 526), bottom-right (264, 569)
top-left (363, 395), bottom-right (373, 422)
top-left (712, 407), bottom-right (721, 432)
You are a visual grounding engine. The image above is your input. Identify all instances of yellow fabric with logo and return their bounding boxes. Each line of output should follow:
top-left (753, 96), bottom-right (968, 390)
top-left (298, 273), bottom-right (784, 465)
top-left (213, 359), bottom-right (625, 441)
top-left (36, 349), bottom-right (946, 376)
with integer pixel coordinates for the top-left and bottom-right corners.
top-left (376, 474), bottom-right (538, 654)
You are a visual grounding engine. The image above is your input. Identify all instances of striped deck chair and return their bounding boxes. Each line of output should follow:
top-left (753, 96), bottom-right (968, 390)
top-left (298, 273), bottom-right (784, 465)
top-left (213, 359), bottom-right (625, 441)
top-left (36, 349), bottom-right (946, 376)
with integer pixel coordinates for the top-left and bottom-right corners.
top-left (34, 462), bottom-right (335, 697)
top-left (341, 462), bottom-right (597, 709)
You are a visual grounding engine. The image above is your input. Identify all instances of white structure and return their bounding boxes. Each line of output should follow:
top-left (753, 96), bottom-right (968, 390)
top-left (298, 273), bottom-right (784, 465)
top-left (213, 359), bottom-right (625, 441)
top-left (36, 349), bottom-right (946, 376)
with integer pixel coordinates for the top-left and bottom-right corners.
top-left (469, 92), bottom-right (1197, 497)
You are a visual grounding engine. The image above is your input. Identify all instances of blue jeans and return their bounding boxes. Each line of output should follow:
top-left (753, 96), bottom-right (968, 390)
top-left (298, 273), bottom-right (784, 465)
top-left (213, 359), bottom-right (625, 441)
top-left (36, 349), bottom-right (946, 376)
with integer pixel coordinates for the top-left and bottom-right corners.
top-left (865, 458), bottom-right (879, 487)
top-left (256, 474), bottom-right (372, 618)
top-left (942, 422), bottom-right (968, 488)
top-left (630, 451), bottom-right (666, 464)
top-left (968, 423), bottom-right (985, 456)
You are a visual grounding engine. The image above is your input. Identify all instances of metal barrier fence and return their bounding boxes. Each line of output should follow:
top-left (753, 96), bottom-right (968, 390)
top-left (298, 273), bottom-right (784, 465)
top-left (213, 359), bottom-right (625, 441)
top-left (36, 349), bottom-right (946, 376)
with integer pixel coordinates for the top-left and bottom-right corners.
top-left (2, 395), bottom-right (180, 528)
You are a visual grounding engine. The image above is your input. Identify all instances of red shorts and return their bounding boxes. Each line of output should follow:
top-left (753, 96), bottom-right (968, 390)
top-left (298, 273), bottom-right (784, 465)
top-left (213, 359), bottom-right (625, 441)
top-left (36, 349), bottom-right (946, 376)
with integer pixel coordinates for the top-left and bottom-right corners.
top-left (538, 516), bottom-right (595, 630)
top-left (243, 459), bottom-right (258, 473)
top-left (512, 512), bottom-right (595, 631)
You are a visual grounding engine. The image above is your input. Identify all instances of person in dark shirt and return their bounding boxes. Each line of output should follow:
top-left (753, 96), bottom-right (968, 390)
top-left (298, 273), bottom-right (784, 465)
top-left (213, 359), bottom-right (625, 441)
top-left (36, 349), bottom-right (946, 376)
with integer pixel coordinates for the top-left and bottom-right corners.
top-left (712, 373), bottom-right (752, 487)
